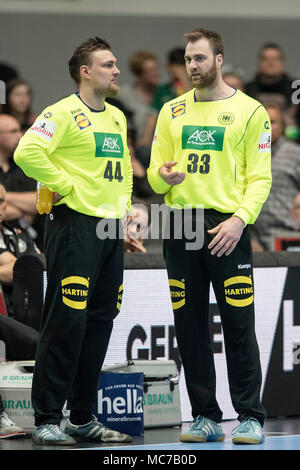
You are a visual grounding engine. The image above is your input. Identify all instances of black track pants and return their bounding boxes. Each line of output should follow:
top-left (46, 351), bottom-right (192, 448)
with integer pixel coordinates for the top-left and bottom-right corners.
top-left (32, 205), bottom-right (124, 426)
top-left (163, 209), bottom-right (266, 425)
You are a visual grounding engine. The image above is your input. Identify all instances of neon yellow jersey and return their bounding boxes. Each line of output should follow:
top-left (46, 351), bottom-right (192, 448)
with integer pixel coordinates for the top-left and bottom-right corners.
top-left (147, 89), bottom-right (272, 225)
top-left (14, 93), bottom-right (133, 219)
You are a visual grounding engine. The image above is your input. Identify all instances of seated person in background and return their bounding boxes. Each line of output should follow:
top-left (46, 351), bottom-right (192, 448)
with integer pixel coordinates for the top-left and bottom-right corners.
top-left (0, 181), bottom-right (40, 438)
top-left (0, 114), bottom-right (37, 237)
top-left (0, 183), bottom-right (39, 315)
top-left (0, 180), bottom-right (39, 438)
top-left (251, 103), bottom-right (300, 250)
top-left (151, 47), bottom-right (192, 112)
top-left (0, 312), bottom-right (38, 439)
top-left (245, 43), bottom-right (299, 140)
top-left (1, 79), bottom-right (37, 133)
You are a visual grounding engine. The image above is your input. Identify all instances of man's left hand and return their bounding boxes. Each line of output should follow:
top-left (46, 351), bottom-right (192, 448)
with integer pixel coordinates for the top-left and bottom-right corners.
top-left (207, 216), bottom-right (245, 257)
top-left (53, 192), bottom-right (64, 204)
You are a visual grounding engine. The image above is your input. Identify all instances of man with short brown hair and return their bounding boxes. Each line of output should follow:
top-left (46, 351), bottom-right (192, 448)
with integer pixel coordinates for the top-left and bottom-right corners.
top-left (148, 27), bottom-right (271, 445)
top-left (14, 37), bottom-right (133, 446)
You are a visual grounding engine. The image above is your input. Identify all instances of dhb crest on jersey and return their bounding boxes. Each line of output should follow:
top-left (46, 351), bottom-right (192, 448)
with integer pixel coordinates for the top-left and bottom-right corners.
top-left (218, 112), bottom-right (234, 125)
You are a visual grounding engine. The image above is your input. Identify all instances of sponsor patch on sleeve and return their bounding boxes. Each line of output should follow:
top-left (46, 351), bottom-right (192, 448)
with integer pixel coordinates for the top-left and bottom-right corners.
top-left (171, 103), bottom-right (186, 119)
top-left (29, 119), bottom-right (57, 142)
top-left (258, 131), bottom-right (271, 153)
top-left (152, 126), bottom-right (157, 145)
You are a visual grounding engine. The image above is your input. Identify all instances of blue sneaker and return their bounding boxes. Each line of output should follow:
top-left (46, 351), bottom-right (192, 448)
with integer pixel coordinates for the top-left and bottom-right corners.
top-left (232, 417), bottom-right (265, 444)
top-left (32, 424), bottom-right (76, 446)
top-left (180, 415), bottom-right (225, 443)
top-left (65, 416), bottom-right (132, 443)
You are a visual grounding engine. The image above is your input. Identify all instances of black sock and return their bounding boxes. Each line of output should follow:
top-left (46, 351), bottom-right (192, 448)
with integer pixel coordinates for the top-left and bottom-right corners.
top-left (70, 411), bottom-right (93, 425)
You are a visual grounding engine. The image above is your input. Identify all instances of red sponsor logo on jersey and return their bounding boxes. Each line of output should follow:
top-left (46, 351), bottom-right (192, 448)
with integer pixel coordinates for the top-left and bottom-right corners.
top-left (31, 124), bottom-right (53, 138)
top-left (258, 142), bottom-right (271, 150)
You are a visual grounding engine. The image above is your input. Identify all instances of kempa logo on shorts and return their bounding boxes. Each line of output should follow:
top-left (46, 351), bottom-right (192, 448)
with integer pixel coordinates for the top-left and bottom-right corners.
top-left (238, 264), bottom-right (251, 270)
top-left (61, 276), bottom-right (89, 310)
top-left (182, 126), bottom-right (225, 151)
top-left (169, 279), bottom-right (185, 310)
top-left (94, 132), bottom-right (124, 158)
top-left (224, 275), bottom-right (254, 307)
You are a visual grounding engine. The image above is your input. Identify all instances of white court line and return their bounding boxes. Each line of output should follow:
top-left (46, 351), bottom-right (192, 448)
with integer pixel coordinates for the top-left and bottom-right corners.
top-left (74, 434), bottom-right (300, 451)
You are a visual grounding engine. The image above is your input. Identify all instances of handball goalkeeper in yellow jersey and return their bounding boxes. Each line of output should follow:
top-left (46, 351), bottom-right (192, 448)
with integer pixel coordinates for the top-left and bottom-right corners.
top-left (14, 37), bottom-right (133, 446)
top-left (148, 28), bottom-right (272, 445)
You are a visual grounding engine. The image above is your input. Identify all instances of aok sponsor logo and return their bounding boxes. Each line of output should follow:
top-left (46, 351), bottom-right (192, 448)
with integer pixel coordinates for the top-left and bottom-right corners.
top-left (224, 275), bottom-right (254, 307)
top-left (182, 125), bottom-right (225, 151)
top-left (169, 279), bottom-right (185, 310)
top-left (171, 103), bottom-right (186, 119)
top-left (94, 132), bottom-right (124, 158)
top-left (61, 276), bottom-right (89, 310)
top-left (74, 112), bottom-right (91, 129)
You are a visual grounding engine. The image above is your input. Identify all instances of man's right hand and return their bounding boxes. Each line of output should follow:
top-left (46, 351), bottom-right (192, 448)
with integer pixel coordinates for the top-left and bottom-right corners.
top-left (159, 161), bottom-right (186, 186)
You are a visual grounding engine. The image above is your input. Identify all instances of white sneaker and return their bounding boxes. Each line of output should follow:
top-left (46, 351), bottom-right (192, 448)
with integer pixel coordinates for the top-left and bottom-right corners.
top-left (0, 412), bottom-right (26, 438)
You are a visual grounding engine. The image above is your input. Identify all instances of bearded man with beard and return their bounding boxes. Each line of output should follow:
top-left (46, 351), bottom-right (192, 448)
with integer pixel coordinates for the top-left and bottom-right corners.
top-left (14, 37), bottom-right (133, 446)
top-left (148, 28), bottom-right (272, 445)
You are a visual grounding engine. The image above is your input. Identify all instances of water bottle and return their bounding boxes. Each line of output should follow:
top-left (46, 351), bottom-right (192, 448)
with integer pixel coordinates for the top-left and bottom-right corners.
top-left (36, 182), bottom-right (53, 215)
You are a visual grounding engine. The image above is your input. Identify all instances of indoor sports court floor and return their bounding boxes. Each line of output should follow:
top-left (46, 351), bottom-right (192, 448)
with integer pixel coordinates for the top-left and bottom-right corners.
top-left (1, 417), bottom-right (300, 451)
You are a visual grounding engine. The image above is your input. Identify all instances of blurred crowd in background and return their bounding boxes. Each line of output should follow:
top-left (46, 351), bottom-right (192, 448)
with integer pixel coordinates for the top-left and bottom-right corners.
top-left (1, 41), bottom-right (300, 254)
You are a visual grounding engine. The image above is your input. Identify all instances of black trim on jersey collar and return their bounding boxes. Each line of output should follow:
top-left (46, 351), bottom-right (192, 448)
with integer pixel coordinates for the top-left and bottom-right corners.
top-left (193, 88), bottom-right (237, 102)
top-left (75, 92), bottom-right (106, 113)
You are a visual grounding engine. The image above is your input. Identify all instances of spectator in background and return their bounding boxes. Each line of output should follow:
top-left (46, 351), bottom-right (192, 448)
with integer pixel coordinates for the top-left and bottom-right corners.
top-left (223, 71), bottom-right (245, 91)
top-left (118, 50), bottom-right (160, 168)
top-left (151, 47), bottom-right (192, 112)
top-left (245, 43), bottom-right (299, 140)
top-left (0, 114), bottom-right (37, 239)
top-left (0, 63), bottom-right (19, 85)
top-left (0, 182), bottom-right (39, 315)
top-left (251, 103), bottom-right (300, 251)
top-left (124, 201), bottom-right (148, 253)
top-left (1, 79), bottom-right (37, 133)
